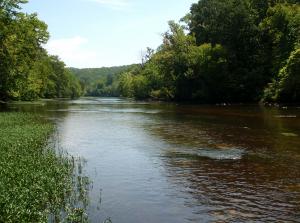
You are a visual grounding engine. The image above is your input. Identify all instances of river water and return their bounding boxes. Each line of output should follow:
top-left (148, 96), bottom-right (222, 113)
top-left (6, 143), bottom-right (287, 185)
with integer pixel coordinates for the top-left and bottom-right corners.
top-left (2, 98), bottom-right (300, 222)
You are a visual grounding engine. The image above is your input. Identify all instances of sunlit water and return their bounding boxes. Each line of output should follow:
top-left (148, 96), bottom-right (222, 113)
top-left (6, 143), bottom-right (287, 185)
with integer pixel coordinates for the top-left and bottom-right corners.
top-left (2, 98), bottom-right (300, 222)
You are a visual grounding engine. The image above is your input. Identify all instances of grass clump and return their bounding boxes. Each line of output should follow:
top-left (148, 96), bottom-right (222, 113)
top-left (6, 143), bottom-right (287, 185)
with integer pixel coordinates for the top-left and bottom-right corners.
top-left (0, 112), bottom-right (87, 222)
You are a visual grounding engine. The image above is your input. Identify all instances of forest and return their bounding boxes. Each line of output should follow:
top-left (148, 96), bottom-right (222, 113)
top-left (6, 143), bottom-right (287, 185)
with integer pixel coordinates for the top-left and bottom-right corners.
top-left (69, 65), bottom-right (136, 97)
top-left (0, 0), bottom-right (82, 101)
top-left (1, 1), bottom-right (300, 222)
top-left (1, 0), bottom-right (299, 104)
top-left (116, 0), bottom-right (300, 103)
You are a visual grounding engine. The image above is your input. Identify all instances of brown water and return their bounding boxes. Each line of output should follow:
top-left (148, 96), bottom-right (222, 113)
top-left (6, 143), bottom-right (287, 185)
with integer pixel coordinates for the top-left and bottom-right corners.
top-left (2, 98), bottom-right (300, 222)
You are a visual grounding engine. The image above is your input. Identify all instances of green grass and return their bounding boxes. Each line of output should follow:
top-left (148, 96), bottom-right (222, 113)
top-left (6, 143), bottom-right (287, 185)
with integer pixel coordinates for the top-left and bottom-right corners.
top-left (0, 112), bottom-right (88, 222)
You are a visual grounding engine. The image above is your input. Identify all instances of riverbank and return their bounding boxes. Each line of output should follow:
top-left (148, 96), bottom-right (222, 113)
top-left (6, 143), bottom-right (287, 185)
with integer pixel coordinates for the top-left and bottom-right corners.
top-left (0, 112), bottom-right (88, 222)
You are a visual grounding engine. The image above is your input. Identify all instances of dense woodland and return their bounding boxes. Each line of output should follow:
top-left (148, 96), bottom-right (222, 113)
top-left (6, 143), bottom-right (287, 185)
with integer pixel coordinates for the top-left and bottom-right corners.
top-left (69, 65), bottom-right (136, 97)
top-left (1, 0), bottom-right (299, 103)
top-left (117, 0), bottom-right (300, 103)
top-left (0, 0), bottom-right (82, 101)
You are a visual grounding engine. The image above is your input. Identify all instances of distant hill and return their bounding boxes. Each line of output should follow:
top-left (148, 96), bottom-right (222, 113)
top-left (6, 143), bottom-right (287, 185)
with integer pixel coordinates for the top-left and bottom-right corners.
top-left (69, 65), bottom-right (136, 84)
top-left (68, 64), bottom-right (138, 97)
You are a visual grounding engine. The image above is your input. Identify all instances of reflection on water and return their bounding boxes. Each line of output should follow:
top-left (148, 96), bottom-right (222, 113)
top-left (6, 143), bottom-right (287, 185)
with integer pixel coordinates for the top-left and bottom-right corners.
top-left (2, 98), bottom-right (300, 222)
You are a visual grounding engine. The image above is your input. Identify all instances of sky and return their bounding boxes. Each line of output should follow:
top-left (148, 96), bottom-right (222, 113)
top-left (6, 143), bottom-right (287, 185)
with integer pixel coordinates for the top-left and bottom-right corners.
top-left (22, 0), bottom-right (198, 68)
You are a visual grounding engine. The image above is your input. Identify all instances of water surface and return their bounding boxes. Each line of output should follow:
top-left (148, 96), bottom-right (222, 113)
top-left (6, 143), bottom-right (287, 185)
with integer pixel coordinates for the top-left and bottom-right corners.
top-left (2, 98), bottom-right (300, 222)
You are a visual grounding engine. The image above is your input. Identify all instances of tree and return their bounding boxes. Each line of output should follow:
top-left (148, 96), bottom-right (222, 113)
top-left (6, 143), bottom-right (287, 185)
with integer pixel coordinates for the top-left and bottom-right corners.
top-left (118, 72), bottom-right (134, 98)
top-left (260, 3), bottom-right (300, 75)
top-left (188, 0), bottom-right (271, 101)
top-left (141, 47), bottom-right (155, 67)
top-left (117, 0), bottom-right (300, 103)
top-left (0, 9), bottom-right (49, 100)
top-left (263, 48), bottom-right (300, 102)
top-left (0, 0), bottom-right (83, 101)
top-left (0, 0), bottom-right (28, 15)
top-left (118, 21), bottom-right (231, 102)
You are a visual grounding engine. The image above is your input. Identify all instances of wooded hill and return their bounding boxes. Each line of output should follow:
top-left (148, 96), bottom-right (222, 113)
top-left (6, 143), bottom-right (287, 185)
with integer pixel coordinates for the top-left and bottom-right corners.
top-left (69, 65), bottom-right (137, 97)
top-left (1, 0), bottom-right (299, 104)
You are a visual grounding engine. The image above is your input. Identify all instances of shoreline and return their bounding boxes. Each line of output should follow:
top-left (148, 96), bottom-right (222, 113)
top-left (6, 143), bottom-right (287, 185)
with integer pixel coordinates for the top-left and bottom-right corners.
top-left (0, 112), bottom-right (89, 222)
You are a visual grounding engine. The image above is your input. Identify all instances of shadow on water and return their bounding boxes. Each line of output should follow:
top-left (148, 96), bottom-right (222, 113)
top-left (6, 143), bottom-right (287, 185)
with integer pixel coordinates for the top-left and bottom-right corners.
top-left (146, 104), bottom-right (300, 222)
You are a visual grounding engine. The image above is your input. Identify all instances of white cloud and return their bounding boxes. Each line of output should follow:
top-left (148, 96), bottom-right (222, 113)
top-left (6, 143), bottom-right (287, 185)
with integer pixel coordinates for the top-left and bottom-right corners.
top-left (45, 36), bottom-right (139, 68)
top-left (45, 36), bottom-right (99, 68)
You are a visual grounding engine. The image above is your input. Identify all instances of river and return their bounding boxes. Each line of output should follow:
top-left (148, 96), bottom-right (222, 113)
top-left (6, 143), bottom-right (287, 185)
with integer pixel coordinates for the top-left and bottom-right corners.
top-left (2, 97), bottom-right (300, 222)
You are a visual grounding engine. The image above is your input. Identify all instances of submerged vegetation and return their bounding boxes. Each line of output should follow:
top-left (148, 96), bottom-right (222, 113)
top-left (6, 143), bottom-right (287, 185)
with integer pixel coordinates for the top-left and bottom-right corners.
top-left (0, 0), bottom-right (299, 222)
top-left (0, 113), bottom-right (89, 222)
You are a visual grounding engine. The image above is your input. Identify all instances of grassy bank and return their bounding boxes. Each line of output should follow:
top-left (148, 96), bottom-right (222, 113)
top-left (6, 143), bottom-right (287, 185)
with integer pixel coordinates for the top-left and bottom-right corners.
top-left (0, 113), bottom-right (87, 222)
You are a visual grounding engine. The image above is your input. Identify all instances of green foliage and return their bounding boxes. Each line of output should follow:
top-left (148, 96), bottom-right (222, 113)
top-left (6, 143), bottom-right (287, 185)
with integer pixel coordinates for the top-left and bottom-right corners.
top-left (0, 113), bottom-right (89, 222)
top-left (43, 56), bottom-right (82, 99)
top-left (189, 0), bottom-right (271, 101)
top-left (263, 48), bottom-right (300, 102)
top-left (186, 43), bottom-right (230, 102)
top-left (260, 3), bottom-right (300, 74)
top-left (117, 0), bottom-right (300, 103)
top-left (0, 9), bottom-right (48, 100)
top-left (119, 22), bottom-right (230, 102)
top-left (1, 0), bottom-right (299, 103)
top-left (132, 75), bottom-right (150, 99)
top-left (0, 0), bottom-right (28, 15)
top-left (0, 1), bottom-right (82, 101)
top-left (260, 3), bottom-right (300, 103)
top-left (70, 65), bottom-right (136, 97)
top-left (119, 71), bottom-right (135, 98)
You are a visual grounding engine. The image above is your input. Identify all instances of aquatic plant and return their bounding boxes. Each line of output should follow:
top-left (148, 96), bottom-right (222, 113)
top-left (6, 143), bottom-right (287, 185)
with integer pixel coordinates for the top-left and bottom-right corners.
top-left (0, 113), bottom-right (89, 222)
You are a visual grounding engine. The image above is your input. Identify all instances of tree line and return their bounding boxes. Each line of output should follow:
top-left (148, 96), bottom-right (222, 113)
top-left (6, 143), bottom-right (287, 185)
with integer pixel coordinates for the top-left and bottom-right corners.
top-left (1, 0), bottom-right (299, 104)
top-left (0, 0), bottom-right (82, 101)
top-left (118, 0), bottom-right (300, 103)
top-left (69, 65), bottom-right (136, 97)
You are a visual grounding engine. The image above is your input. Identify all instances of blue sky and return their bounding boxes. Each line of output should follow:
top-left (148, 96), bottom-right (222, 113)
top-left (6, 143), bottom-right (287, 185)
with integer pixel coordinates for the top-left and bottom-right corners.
top-left (22, 0), bottom-right (198, 68)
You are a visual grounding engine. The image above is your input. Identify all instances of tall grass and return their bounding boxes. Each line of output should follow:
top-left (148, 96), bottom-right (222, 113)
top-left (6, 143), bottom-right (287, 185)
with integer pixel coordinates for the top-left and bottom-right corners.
top-left (0, 113), bottom-right (88, 222)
